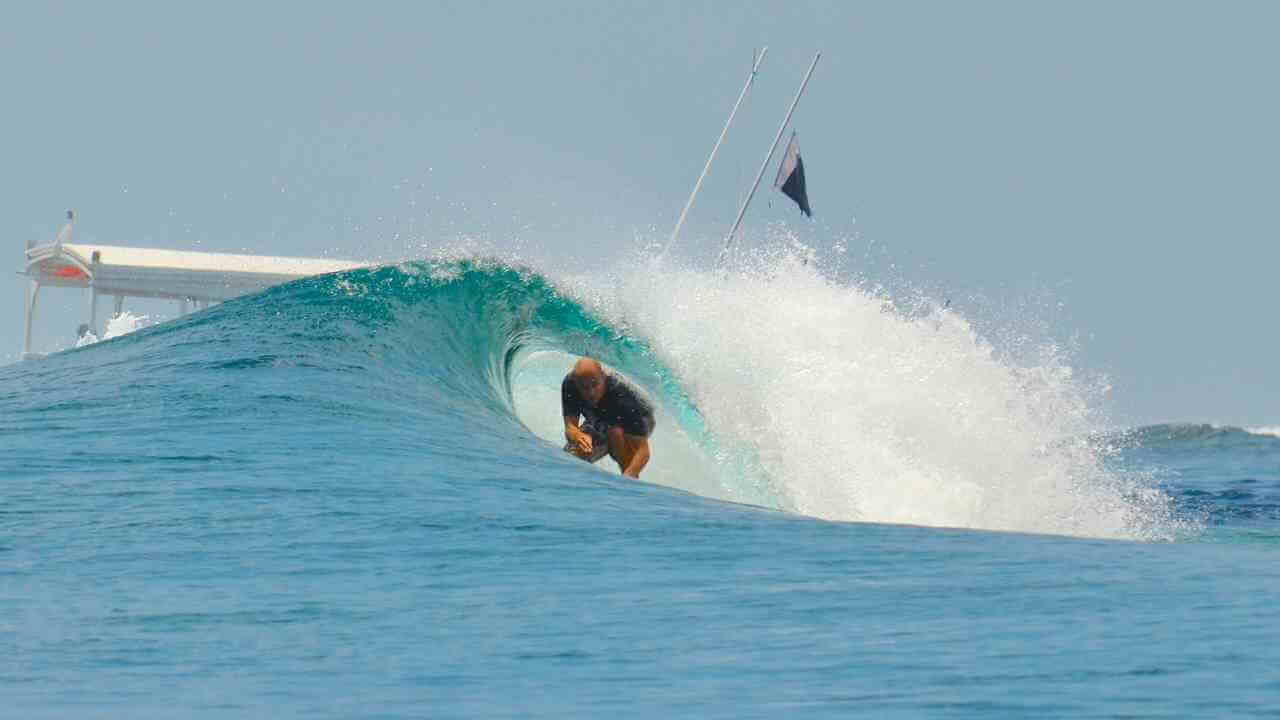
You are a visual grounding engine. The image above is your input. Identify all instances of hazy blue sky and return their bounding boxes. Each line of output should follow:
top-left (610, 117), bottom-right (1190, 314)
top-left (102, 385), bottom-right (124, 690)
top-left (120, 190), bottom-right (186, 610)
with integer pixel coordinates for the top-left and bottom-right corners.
top-left (4, 1), bottom-right (1276, 426)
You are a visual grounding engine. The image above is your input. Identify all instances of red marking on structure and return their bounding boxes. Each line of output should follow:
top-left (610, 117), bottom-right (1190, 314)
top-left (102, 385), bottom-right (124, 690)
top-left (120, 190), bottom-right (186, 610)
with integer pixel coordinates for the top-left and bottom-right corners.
top-left (53, 266), bottom-right (84, 278)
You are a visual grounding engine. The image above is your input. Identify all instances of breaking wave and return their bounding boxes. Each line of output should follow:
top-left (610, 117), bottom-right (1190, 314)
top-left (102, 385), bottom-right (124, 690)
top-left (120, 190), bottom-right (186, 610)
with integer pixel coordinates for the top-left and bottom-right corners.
top-left (26, 250), bottom-right (1190, 540)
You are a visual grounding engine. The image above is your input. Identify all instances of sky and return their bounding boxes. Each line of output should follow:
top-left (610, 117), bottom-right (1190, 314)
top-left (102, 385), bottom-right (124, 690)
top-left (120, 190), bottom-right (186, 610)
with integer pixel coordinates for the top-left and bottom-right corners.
top-left (3, 1), bottom-right (1276, 427)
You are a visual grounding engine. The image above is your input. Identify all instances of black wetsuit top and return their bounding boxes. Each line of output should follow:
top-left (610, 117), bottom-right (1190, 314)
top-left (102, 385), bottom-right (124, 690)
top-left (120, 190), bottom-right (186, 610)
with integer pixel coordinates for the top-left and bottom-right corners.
top-left (561, 373), bottom-right (656, 437)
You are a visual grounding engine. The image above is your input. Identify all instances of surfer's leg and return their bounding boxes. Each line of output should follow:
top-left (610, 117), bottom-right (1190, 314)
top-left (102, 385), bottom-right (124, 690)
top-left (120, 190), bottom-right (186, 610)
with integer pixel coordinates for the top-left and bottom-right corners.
top-left (606, 428), bottom-right (652, 478)
top-left (606, 426), bottom-right (632, 472)
top-left (605, 427), bottom-right (648, 474)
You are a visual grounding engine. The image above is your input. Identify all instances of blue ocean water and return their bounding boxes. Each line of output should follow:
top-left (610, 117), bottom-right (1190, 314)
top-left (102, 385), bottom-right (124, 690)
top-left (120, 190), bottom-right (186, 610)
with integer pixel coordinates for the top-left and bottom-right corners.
top-left (3, 258), bottom-right (1278, 718)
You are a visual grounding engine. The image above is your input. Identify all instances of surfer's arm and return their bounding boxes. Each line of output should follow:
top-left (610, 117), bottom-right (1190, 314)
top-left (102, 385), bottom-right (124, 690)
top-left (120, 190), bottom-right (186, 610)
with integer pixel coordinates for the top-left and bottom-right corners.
top-left (621, 435), bottom-right (649, 478)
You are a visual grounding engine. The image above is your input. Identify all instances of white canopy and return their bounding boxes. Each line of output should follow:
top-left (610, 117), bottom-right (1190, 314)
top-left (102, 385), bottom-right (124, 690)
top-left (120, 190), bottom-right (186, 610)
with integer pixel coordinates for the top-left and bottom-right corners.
top-left (21, 213), bottom-right (369, 356)
top-left (26, 241), bottom-right (364, 299)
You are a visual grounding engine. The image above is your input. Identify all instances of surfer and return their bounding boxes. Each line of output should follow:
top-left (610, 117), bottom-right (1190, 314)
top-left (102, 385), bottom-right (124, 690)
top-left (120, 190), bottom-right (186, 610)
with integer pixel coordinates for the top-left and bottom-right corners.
top-left (562, 357), bottom-right (655, 479)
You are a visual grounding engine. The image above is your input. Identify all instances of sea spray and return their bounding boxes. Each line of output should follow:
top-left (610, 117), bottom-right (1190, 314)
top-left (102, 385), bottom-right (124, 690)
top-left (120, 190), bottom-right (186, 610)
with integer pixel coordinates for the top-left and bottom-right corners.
top-left (75, 311), bottom-right (160, 348)
top-left (554, 244), bottom-right (1181, 539)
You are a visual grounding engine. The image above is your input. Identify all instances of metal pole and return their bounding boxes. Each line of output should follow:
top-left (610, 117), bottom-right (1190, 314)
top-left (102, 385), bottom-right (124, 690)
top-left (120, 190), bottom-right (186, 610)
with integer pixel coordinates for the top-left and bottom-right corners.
top-left (23, 280), bottom-right (39, 358)
top-left (661, 47), bottom-right (769, 260)
top-left (87, 286), bottom-right (98, 336)
top-left (87, 246), bottom-right (100, 337)
top-left (718, 51), bottom-right (821, 267)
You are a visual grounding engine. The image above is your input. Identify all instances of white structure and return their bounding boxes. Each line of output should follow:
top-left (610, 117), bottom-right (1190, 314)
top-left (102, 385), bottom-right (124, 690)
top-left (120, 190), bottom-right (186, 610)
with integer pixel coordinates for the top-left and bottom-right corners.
top-left (22, 211), bottom-right (366, 357)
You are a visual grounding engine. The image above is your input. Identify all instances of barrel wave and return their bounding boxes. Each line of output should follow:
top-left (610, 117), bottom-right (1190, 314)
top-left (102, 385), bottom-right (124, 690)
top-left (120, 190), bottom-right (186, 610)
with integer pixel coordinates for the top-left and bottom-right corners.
top-left (11, 253), bottom-right (1193, 541)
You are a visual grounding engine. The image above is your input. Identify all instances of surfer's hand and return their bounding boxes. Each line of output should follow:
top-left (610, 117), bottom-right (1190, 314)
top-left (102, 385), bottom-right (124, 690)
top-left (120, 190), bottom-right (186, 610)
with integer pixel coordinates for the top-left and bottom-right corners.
top-left (575, 432), bottom-right (593, 456)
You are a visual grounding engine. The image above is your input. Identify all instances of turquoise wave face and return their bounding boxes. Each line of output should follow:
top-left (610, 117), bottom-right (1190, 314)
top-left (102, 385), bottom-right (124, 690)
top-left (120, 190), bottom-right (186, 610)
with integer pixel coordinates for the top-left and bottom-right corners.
top-left (67, 258), bottom-right (689, 414)
top-left (10, 258), bottom-right (718, 484)
top-left (255, 259), bottom-right (712, 441)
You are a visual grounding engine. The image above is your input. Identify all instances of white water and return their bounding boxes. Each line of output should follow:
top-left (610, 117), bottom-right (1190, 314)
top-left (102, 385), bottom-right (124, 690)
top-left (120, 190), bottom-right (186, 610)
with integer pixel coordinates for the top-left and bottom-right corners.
top-left (522, 243), bottom-right (1180, 540)
top-left (75, 311), bottom-right (159, 348)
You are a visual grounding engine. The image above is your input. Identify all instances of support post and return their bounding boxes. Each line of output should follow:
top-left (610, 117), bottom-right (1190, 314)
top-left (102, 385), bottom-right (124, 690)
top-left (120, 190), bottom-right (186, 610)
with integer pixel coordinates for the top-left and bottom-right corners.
top-left (23, 280), bottom-right (40, 358)
top-left (113, 295), bottom-right (124, 317)
top-left (718, 51), bottom-right (822, 267)
top-left (662, 47), bottom-right (769, 260)
top-left (85, 247), bottom-right (101, 337)
top-left (87, 286), bottom-right (99, 337)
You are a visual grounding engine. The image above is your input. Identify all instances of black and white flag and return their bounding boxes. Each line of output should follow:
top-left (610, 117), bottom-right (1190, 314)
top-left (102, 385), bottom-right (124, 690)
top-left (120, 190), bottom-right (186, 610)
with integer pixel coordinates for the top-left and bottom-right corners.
top-left (773, 131), bottom-right (811, 217)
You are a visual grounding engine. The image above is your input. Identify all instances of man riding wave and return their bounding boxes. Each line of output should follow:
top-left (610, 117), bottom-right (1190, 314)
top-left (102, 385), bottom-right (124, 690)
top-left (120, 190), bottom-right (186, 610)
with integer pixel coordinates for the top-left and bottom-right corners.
top-left (562, 357), bottom-right (655, 479)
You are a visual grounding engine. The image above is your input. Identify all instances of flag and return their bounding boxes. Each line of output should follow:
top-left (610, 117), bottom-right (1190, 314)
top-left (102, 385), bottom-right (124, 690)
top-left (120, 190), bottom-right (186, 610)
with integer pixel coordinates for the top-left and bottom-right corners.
top-left (773, 131), bottom-right (811, 217)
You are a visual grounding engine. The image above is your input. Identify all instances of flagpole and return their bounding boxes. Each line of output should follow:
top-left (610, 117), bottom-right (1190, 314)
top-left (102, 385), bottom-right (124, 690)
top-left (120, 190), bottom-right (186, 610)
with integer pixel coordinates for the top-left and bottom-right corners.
top-left (717, 50), bottom-right (821, 268)
top-left (661, 47), bottom-right (769, 260)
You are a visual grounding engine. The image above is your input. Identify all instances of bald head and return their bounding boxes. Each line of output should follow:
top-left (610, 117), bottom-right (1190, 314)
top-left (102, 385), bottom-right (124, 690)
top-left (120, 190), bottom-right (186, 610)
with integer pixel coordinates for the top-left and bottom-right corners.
top-left (570, 357), bottom-right (607, 406)
top-left (572, 357), bottom-right (603, 380)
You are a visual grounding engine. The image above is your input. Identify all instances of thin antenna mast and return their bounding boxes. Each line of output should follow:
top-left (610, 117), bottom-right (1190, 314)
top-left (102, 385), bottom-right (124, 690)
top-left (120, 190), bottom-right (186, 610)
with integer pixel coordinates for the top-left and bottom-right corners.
top-left (718, 51), bottom-right (821, 267)
top-left (661, 47), bottom-right (769, 260)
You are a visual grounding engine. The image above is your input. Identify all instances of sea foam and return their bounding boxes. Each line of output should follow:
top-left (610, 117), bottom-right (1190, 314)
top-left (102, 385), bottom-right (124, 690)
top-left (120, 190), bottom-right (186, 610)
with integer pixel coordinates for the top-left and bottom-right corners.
top-left (528, 242), bottom-right (1181, 540)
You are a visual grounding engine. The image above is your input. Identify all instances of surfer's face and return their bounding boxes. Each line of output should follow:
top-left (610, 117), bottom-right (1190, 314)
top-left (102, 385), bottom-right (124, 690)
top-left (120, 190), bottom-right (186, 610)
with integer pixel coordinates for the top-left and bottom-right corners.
top-left (574, 374), bottom-right (605, 406)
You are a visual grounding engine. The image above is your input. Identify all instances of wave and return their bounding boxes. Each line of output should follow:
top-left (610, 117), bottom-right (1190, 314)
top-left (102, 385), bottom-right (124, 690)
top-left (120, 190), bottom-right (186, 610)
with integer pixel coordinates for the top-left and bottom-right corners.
top-left (28, 250), bottom-right (1188, 541)
top-left (1118, 423), bottom-right (1280, 450)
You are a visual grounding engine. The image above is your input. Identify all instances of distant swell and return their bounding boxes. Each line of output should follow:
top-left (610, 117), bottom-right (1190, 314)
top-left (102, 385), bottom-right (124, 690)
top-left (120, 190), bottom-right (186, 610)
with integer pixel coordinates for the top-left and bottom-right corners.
top-left (1119, 423), bottom-right (1280, 450)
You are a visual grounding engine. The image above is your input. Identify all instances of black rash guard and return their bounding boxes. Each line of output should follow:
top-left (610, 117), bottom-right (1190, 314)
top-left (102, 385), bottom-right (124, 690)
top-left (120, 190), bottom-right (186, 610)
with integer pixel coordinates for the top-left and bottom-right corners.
top-left (561, 373), bottom-right (656, 438)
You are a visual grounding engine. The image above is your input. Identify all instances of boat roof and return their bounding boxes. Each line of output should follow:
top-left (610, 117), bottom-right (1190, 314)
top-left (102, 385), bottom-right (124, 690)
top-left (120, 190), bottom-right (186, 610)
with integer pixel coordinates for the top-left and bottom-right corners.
top-left (60, 242), bottom-right (363, 276)
top-left (25, 239), bottom-right (368, 301)
top-left (19, 214), bottom-right (376, 357)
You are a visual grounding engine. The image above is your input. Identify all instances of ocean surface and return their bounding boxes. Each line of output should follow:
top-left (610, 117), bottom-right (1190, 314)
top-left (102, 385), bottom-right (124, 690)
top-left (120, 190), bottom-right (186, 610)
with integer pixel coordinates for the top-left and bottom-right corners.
top-left (3, 254), bottom-right (1278, 718)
